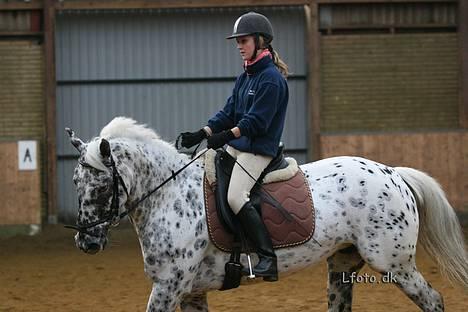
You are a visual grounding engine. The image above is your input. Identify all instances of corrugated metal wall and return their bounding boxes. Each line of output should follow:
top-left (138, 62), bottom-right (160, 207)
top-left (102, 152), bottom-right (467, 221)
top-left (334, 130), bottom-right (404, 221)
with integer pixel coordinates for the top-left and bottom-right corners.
top-left (55, 7), bottom-right (307, 221)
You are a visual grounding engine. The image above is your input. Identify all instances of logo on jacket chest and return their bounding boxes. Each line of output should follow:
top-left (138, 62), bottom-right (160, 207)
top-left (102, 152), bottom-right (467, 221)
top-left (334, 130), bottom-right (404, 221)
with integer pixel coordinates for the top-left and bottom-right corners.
top-left (248, 89), bottom-right (256, 96)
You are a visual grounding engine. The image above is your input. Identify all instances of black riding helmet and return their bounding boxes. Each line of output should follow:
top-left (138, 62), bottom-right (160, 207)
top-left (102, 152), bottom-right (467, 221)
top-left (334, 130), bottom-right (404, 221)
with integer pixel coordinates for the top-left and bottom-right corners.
top-left (227, 12), bottom-right (274, 60)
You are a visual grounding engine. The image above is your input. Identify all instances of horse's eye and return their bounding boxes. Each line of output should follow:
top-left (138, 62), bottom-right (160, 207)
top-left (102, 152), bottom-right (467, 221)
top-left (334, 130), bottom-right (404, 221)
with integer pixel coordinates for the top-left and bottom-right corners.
top-left (97, 170), bottom-right (107, 176)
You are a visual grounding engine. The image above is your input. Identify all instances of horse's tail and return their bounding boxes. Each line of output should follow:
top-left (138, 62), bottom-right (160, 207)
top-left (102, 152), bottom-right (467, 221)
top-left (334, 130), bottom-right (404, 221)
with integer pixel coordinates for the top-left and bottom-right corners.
top-left (395, 167), bottom-right (468, 288)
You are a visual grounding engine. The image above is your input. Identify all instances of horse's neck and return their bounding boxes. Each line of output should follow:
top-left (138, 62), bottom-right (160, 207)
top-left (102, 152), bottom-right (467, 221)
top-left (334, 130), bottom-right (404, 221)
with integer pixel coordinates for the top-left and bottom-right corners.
top-left (123, 139), bottom-right (185, 193)
top-left (118, 139), bottom-right (197, 228)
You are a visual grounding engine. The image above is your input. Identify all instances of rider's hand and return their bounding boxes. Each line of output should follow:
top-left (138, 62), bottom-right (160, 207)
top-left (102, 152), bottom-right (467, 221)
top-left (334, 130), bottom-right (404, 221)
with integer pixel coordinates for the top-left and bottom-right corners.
top-left (180, 129), bottom-right (208, 148)
top-left (207, 130), bottom-right (235, 150)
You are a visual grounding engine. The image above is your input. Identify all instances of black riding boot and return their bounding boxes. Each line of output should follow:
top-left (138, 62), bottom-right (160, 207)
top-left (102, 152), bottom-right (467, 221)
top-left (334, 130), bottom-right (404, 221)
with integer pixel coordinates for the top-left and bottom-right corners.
top-left (237, 201), bottom-right (278, 282)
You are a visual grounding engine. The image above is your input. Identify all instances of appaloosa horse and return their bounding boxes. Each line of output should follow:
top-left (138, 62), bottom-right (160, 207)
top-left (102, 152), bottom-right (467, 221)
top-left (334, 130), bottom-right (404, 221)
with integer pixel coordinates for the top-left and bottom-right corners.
top-left (67, 117), bottom-right (467, 312)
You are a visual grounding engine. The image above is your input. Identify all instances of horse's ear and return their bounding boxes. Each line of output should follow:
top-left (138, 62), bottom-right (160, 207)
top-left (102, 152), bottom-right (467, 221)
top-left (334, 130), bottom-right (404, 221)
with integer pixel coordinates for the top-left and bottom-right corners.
top-left (100, 138), bottom-right (111, 159)
top-left (65, 128), bottom-right (86, 154)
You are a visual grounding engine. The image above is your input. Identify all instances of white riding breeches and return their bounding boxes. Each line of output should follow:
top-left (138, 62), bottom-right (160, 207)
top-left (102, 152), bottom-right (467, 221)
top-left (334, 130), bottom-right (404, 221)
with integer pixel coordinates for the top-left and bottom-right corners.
top-left (225, 145), bottom-right (273, 215)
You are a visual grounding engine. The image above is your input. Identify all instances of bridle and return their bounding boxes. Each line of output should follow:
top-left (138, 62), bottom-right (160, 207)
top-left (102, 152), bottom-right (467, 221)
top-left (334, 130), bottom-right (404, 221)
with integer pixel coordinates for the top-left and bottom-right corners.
top-left (65, 143), bottom-right (208, 237)
top-left (64, 156), bottom-right (130, 236)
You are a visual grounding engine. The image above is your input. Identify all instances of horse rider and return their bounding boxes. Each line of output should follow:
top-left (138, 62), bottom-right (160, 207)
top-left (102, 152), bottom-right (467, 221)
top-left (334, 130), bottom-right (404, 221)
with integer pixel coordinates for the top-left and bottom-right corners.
top-left (179, 11), bottom-right (289, 282)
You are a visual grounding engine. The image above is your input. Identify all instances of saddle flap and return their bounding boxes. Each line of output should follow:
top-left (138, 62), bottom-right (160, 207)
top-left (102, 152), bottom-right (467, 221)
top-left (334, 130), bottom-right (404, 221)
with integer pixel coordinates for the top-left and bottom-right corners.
top-left (203, 145), bottom-right (313, 253)
top-left (204, 168), bottom-right (315, 253)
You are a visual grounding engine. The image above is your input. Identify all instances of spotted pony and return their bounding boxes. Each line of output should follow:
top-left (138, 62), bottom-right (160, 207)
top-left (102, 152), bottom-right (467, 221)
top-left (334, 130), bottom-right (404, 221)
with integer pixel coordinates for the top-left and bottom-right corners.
top-left (68, 117), bottom-right (467, 312)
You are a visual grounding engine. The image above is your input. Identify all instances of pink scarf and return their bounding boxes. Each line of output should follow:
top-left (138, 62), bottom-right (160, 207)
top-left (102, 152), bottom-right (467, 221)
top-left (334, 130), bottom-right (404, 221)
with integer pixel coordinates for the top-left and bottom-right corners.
top-left (244, 50), bottom-right (272, 68)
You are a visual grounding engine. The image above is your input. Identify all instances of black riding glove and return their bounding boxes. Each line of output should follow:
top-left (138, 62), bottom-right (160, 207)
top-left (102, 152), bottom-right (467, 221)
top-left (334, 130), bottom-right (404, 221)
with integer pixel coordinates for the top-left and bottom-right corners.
top-left (207, 130), bottom-right (236, 150)
top-left (180, 129), bottom-right (207, 148)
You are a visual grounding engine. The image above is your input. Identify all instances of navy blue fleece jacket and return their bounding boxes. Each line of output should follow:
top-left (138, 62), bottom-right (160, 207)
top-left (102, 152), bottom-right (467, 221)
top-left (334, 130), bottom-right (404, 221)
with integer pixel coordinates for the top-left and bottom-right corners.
top-left (207, 56), bottom-right (289, 157)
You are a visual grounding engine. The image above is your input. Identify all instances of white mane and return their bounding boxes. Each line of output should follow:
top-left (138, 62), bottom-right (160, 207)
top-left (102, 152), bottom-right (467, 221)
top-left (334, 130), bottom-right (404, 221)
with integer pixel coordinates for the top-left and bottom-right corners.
top-left (100, 117), bottom-right (160, 142)
top-left (83, 117), bottom-right (179, 171)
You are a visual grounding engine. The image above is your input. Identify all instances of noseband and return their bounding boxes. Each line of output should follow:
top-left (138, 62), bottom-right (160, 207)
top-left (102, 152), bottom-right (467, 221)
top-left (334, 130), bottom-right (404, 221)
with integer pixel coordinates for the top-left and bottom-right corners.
top-left (65, 146), bottom-right (209, 237)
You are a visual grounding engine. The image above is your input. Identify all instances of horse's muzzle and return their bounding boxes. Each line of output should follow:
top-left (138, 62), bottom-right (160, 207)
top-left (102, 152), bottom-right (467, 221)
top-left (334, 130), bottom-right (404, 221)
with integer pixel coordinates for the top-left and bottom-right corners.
top-left (81, 242), bottom-right (101, 254)
top-left (75, 233), bottom-right (107, 254)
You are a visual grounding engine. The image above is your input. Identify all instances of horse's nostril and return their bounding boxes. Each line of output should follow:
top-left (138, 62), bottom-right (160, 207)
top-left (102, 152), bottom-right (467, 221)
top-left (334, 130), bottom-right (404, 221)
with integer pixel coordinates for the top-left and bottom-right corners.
top-left (87, 243), bottom-right (100, 254)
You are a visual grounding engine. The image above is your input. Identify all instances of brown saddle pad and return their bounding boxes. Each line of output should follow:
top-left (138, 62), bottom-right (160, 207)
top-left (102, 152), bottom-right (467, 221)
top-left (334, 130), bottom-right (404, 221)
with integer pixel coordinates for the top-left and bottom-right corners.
top-left (203, 168), bottom-right (315, 252)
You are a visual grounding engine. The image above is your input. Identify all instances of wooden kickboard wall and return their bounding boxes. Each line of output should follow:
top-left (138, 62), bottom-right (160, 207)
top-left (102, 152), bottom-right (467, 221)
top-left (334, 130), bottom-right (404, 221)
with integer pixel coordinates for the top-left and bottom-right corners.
top-left (0, 142), bottom-right (41, 224)
top-left (321, 131), bottom-right (468, 212)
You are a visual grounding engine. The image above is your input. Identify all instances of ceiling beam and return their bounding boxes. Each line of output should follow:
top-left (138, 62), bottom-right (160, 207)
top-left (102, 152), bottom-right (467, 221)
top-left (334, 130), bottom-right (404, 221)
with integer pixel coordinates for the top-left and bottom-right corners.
top-left (55, 0), bottom-right (308, 10)
top-left (0, 0), bottom-right (43, 10)
top-left (0, 0), bottom-right (456, 11)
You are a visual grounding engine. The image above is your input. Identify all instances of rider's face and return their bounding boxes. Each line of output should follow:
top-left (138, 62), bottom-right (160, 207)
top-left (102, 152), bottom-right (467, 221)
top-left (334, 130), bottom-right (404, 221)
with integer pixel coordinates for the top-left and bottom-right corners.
top-left (236, 35), bottom-right (256, 61)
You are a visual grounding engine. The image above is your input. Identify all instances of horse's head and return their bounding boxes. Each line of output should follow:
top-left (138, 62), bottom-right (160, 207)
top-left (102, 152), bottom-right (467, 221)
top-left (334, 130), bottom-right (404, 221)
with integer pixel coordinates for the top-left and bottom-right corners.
top-left (66, 128), bottom-right (129, 254)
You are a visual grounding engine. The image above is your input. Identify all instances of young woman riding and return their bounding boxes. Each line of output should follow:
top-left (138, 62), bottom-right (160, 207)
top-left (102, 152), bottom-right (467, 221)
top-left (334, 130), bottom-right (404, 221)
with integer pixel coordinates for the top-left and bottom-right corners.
top-left (179, 11), bottom-right (289, 282)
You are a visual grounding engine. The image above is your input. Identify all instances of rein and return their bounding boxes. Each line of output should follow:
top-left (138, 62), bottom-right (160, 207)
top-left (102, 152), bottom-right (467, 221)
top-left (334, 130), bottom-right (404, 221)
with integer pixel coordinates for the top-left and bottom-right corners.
top-left (64, 142), bottom-right (208, 236)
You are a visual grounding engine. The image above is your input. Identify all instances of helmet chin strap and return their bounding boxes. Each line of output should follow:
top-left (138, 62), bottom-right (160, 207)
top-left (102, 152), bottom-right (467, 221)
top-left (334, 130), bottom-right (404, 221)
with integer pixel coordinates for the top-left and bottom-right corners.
top-left (250, 34), bottom-right (260, 61)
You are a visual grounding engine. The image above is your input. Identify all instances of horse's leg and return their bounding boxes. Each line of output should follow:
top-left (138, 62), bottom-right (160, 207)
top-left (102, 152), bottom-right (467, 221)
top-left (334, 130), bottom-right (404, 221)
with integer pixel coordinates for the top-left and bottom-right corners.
top-left (180, 293), bottom-right (208, 312)
top-left (327, 245), bottom-right (365, 312)
top-left (384, 263), bottom-right (444, 312)
top-left (146, 281), bottom-right (182, 312)
top-left (358, 241), bottom-right (444, 311)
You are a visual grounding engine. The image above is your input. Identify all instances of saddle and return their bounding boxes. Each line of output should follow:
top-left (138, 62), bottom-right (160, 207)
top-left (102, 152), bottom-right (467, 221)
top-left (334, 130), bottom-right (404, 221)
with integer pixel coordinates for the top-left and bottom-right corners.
top-left (203, 144), bottom-right (316, 253)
